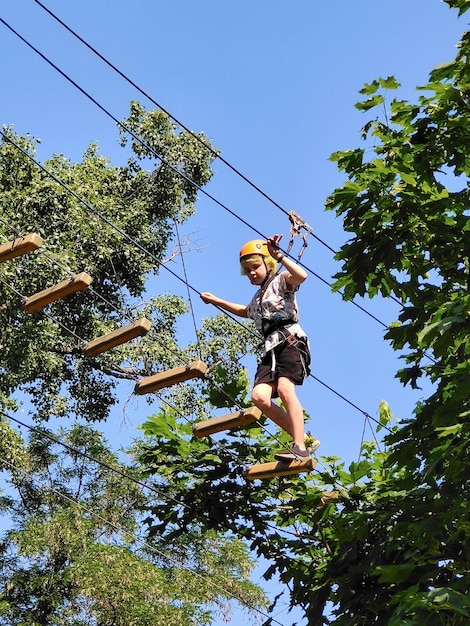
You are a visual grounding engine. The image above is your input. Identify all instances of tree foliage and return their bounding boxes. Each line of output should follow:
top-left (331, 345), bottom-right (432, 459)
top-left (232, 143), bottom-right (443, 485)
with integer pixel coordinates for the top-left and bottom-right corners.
top-left (322, 4), bottom-right (470, 622)
top-left (0, 101), bottom-right (215, 422)
top-left (0, 104), bottom-right (269, 623)
top-left (0, 423), bottom-right (267, 625)
top-left (3, 2), bottom-right (470, 623)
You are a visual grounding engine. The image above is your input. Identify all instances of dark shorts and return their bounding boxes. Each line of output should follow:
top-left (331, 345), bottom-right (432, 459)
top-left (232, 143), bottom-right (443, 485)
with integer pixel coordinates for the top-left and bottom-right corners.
top-left (253, 337), bottom-right (311, 388)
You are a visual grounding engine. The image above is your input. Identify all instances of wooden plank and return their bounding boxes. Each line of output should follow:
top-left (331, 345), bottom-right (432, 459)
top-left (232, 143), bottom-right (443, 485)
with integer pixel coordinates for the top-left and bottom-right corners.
top-left (245, 457), bottom-right (316, 481)
top-left (0, 233), bottom-right (43, 262)
top-left (83, 318), bottom-right (152, 357)
top-left (23, 272), bottom-right (93, 313)
top-left (193, 406), bottom-right (261, 438)
top-left (134, 360), bottom-right (208, 395)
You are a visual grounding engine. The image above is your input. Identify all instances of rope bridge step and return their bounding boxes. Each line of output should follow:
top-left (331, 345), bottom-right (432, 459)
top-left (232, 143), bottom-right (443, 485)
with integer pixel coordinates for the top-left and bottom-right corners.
top-left (134, 360), bottom-right (208, 395)
top-left (245, 457), bottom-right (316, 481)
top-left (192, 406), bottom-right (261, 438)
top-left (23, 272), bottom-right (93, 313)
top-left (83, 318), bottom-right (152, 357)
top-left (0, 233), bottom-right (43, 262)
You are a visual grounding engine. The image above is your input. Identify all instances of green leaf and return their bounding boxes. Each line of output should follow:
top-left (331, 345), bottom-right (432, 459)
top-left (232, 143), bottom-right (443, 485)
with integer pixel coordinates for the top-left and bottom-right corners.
top-left (348, 460), bottom-right (371, 482)
top-left (373, 564), bottom-right (416, 584)
top-left (355, 94), bottom-right (384, 111)
top-left (378, 76), bottom-right (401, 90)
top-left (359, 79), bottom-right (380, 95)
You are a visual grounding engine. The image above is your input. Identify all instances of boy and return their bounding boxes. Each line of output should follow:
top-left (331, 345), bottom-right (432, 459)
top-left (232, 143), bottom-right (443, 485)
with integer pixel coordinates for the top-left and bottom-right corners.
top-left (200, 235), bottom-right (317, 461)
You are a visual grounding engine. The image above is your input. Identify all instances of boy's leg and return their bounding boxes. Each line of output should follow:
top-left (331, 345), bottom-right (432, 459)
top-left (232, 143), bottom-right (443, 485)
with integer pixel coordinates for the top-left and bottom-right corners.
top-left (276, 376), bottom-right (305, 447)
top-left (251, 382), bottom-right (294, 439)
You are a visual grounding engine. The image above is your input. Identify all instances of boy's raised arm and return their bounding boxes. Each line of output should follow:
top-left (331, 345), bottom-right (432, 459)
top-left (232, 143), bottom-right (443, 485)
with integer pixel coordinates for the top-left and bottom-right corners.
top-left (266, 235), bottom-right (307, 288)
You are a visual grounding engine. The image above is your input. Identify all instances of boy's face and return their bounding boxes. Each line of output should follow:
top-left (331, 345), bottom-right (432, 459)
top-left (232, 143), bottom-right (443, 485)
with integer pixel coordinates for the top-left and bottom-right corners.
top-left (242, 258), bottom-right (267, 285)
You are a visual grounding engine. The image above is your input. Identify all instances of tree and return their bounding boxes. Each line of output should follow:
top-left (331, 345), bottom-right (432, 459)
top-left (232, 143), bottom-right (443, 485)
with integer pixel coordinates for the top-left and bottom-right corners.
top-left (0, 103), bottom-right (269, 623)
top-left (0, 101), bottom-right (215, 422)
top-left (5, 3), bottom-right (470, 621)
top-left (0, 423), bottom-right (266, 625)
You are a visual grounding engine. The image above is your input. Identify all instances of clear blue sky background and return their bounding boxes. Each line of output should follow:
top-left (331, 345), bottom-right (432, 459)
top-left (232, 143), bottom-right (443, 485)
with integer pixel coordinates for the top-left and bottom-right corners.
top-left (1, 1), bottom-right (468, 624)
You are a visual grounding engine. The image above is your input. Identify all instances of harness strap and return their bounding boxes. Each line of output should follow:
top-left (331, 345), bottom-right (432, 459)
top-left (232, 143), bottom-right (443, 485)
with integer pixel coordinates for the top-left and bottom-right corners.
top-left (266, 330), bottom-right (311, 378)
top-left (258, 271), bottom-right (278, 336)
top-left (262, 318), bottom-right (296, 339)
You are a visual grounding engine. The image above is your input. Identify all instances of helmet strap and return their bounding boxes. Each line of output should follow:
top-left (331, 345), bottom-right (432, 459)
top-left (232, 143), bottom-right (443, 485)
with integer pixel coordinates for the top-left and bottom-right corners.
top-left (260, 262), bottom-right (272, 287)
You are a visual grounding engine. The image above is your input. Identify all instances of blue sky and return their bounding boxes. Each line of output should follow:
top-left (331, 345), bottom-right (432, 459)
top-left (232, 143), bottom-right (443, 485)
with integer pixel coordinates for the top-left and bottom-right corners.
top-left (1, 1), bottom-right (468, 624)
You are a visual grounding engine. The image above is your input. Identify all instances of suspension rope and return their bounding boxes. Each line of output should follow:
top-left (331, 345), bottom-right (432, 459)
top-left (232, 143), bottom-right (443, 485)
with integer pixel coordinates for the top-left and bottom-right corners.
top-left (0, 18), bottom-right (401, 332)
top-left (0, 132), bottom-right (391, 434)
top-left (173, 221), bottom-right (202, 359)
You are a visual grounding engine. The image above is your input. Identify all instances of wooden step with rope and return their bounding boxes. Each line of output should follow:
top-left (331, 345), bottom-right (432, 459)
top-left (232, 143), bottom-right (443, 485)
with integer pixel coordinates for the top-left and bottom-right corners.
top-left (83, 318), bottom-right (152, 357)
top-left (0, 233), bottom-right (43, 263)
top-left (192, 406), bottom-right (261, 438)
top-left (134, 360), bottom-right (208, 395)
top-left (245, 457), bottom-right (316, 480)
top-left (23, 272), bottom-right (93, 313)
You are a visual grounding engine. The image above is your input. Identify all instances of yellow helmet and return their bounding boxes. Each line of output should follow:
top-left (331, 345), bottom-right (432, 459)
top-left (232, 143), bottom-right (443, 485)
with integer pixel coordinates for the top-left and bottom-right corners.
top-left (239, 239), bottom-right (270, 260)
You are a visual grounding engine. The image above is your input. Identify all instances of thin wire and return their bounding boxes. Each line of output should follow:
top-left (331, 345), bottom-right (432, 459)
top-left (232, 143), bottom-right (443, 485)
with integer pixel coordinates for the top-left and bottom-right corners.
top-left (32, 246), bottom-right (194, 368)
top-left (0, 255), bottom-right (357, 611)
top-left (0, 17), bottom-right (396, 332)
top-left (4, 401), bottom-right (313, 535)
top-left (0, 216), bottom-right (282, 447)
top-left (0, 258), bottom-right (375, 472)
top-left (1, 15), bottom-right (438, 431)
top-left (0, 455), bottom-right (286, 626)
top-left (309, 372), bottom-right (391, 432)
top-left (0, 216), bottom-right (266, 406)
top-left (28, 0), bottom-right (416, 318)
top-left (0, 256), bottom-right (291, 460)
top-left (0, 236), bottom-right (330, 472)
top-left (358, 418), bottom-right (369, 464)
top-left (30, 0), bottom-right (441, 345)
top-left (0, 129), bottom-right (197, 295)
top-left (0, 190), bottom-right (381, 451)
top-left (0, 252), bottom-right (187, 374)
top-left (154, 390), bottom-right (292, 468)
top-left (2, 410), bottom-right (192, 509)
top-left (0, 214), bottom-right (183, 343)
top-left (0, 257), bottom-right (327, 461)
top-left (0, 274), bottom-right (86, 347)
top-left (0, 258), bottom-right (292, 458)
top-left (174, 222), bottom-right (201, 359)
top-left (0, 16), bottom-right (398, 447)
top-left (31, 0), bottom-right (327, 246)
top-left (2, 409), bottom-right (331, 623)
top-left (0, 17), bottom-right (265, 241)
top-left (0, 130), bottom-right (390, 435)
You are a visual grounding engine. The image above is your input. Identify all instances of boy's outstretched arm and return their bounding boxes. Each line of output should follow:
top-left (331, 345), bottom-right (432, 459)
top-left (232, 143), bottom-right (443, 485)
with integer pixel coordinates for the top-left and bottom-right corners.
top-left (200, 292), bottom-right (248, 318)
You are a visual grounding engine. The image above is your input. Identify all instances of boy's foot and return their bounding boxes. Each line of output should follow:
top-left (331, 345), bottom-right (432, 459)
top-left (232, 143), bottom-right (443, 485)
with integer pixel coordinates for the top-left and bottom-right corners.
top-left (275, 443), bottom-right (313, 462)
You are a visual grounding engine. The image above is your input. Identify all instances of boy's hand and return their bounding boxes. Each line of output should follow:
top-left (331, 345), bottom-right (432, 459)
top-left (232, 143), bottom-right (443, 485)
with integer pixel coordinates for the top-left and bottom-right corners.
top-left (267, 234), bottom-right (283, 259)
top-left (200, 292), bottom-right (216, 304)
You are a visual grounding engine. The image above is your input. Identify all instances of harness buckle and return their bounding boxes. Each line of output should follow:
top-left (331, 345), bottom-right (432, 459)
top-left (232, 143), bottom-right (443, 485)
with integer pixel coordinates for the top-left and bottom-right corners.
top-left (286, 334), bottom-right (297, 346)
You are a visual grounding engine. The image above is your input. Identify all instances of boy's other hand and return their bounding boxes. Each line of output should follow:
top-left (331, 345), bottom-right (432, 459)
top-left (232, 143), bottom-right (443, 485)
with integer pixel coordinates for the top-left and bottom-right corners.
top-left (200, 292), bottom-right (216, 304)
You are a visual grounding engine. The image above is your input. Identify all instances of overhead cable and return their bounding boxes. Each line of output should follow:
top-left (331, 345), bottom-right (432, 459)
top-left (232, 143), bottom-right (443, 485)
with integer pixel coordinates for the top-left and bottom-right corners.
top-left (0, 15), bottom-right (393, 331)
top-left (0, 128), bottom-right (389, 431)
top-left (32, 0), bottom-right (337, 253)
